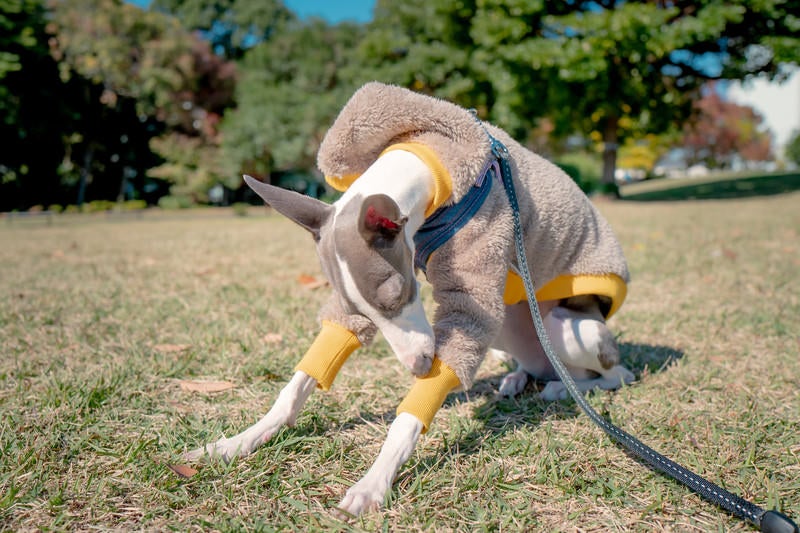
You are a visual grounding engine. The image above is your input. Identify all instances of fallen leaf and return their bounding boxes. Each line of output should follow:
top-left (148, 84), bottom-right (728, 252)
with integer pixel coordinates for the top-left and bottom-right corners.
top-left (297, 274), bottom-right (328, 290)
top-left (51, 250), bottom-right (65, 259)
top-left (722, 248), bottom-right (737, 260)
top-left (154, 344), bottom-right (191, 354)
top-left (179, 380), bottom-right (235, 393)
top-left (262, 333), bottom-right (283, 344)
top-left (167, 464), bottom-right (198, 478)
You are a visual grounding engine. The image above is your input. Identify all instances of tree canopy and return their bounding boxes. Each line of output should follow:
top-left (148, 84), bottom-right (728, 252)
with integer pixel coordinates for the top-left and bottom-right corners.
top-left (1, 0), bottom-right (798, 210)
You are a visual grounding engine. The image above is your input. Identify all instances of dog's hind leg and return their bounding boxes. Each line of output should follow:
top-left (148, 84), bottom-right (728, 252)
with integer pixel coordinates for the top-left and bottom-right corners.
top-left (494, 300), bottom-right (559, 397)
top-left (495, 300), bottom-right (634, 399)
top-left (538, 304), bottom-right (634, 401)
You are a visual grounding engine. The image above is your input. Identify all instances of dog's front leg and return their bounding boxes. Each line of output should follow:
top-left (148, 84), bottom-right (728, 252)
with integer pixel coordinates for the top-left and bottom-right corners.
top-left (184, 370), bottom-right (317, 462)
top-left (337, 412), bottom-right (423, 516)
top-left (185, 297), bottom-right (374, 463)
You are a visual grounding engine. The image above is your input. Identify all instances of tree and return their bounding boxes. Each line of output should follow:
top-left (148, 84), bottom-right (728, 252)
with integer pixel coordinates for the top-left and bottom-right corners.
top-left (50, 0), bottom-right (236, 203)
top-left (786, 130), bottom-right (800, 167)
top-left (682, 91), bottom-right (772, 168)
top-left (151, 0), bottom-right (294, 60)
top-left (0, 0), bottom-right (75, 210)
top-left (358, 0), bottom-right (553, 142)
top-left (220, 18), bottom-right (364, 182)
top-left (480, 0), bottom-right (800, 193)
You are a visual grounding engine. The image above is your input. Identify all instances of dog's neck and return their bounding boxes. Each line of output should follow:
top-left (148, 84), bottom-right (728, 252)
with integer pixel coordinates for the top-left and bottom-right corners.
top-left (336, 149), bottom-right (434, 232)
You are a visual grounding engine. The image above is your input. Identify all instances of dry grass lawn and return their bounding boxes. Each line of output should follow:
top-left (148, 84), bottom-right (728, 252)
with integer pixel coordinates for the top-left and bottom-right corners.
top-left (1, 192), bottom-right (798, 531)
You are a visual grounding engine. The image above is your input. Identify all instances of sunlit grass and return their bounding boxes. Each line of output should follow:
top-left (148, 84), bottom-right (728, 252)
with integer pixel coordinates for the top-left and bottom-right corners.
top-left (1, 193), bottom-right (798, 530)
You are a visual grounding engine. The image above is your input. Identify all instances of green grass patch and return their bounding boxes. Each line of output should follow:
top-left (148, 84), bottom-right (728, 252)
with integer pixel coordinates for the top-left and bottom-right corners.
top-left (620, 171), bottom-right (800, 201)
top-left (1, 194), bottom-right (799, 530)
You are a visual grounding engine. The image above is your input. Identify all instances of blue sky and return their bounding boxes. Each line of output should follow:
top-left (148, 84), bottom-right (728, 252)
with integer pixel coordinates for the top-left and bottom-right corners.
top-left (128, 0), bottom-right (376, 23)
top-left (284, 0), bottom-right (374, 23)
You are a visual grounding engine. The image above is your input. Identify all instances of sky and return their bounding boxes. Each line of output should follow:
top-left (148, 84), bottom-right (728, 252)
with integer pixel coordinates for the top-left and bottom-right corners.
top-left (283, 0), bottom-right (374, 23)
top-left (727, 68), bottom-right (800, 151)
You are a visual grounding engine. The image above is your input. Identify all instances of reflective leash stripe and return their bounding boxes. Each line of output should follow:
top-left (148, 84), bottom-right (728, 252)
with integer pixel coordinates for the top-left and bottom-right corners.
top-left (481, 125), bottom-right (796, 532)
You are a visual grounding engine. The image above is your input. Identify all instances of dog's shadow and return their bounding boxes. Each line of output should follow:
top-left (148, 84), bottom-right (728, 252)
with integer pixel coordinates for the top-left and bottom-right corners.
top-left (408, 342), bottom-right (684, 465)
top-left (324, 342), bottom-right (682, 465)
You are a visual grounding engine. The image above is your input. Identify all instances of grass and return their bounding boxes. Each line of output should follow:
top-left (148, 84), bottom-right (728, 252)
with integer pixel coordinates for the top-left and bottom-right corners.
top-left (620, 171), bottom-right (800, 201)
top-left (1, 191), bottom-right (799, 531)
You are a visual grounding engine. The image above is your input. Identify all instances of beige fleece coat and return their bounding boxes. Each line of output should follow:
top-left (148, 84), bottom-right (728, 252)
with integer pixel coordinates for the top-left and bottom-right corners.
top-left (316, 82), bottom-right (629, 388)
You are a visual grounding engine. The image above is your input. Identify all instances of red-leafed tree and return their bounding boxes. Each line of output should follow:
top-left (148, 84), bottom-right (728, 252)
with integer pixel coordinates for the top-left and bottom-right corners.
top-left (682, 91), bottom-right (772, 169)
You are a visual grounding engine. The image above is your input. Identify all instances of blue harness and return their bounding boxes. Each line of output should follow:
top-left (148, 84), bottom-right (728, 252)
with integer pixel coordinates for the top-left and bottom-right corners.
top-left (413, 158), bottom-right (500, 273)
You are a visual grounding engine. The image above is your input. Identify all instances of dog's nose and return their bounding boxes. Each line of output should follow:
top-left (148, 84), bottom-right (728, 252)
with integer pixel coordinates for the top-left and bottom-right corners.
top-left (392, 333), bottom-right (435, 376)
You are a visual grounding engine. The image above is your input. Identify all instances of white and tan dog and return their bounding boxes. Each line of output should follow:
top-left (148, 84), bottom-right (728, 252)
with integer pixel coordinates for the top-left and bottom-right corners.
top-left (184, 82), bottom-right (635, 516)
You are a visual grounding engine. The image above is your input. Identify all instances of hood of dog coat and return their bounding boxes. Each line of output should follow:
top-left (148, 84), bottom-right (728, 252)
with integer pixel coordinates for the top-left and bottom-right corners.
top-left (317, 82), bottom-right (493, 210)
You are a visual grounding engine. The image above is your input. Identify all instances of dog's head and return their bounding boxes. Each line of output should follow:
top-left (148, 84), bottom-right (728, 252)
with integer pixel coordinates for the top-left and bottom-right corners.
top-left (244, 175), bottom-right (434, 375)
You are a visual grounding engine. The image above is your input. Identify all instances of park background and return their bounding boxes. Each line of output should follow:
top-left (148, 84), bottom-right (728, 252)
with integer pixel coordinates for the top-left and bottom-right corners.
top-left (2, 0), bottom-right (800, 211)
top-left (2, 1), bottom-right (800, 531)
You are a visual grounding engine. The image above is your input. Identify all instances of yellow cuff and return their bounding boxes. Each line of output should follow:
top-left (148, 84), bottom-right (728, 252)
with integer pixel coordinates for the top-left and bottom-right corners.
top-left (295, 321), bottom-right (361, 390)
top-left (396, 357), bottom-right (461, 433)
top-left (381, 143), bottom-right (453, 217)
top-left (325, 173), bottom-right (359, 192)
top-left (503, 272), bottom-right (628, 319)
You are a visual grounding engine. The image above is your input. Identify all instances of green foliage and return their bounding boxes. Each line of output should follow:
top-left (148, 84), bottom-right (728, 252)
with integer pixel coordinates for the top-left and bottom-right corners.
top-left (50, 0), bottom-right (236, 206)
top-left (51, 0), bottom-right (194, 119)
top-left (157, 195), bottom-right (193, 209)
top-left (0, 0), bottom-right (69, 210)
top-left (0, 0), bottom-right (39, 80)
top-left (221, 19), bottom-right (364, 179)
top-left (231, 202), bottom-right (249, 217)
top-left (473, 1), bottom-right (799, 184)
top-left (148, 133), bottom-right (226, 201)
top-left (786, 131), bottom-right (800, 166)
top-left (123, 199), bottom-right (147, 210)
top-left (151, 0), bottom-right (294, 60)
top-left (555, 152), bottom-right (602, 193)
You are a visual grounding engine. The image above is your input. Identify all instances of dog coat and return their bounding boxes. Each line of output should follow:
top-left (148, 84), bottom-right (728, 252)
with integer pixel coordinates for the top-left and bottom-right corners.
top-left (295, 82), bottom-right (630, 430)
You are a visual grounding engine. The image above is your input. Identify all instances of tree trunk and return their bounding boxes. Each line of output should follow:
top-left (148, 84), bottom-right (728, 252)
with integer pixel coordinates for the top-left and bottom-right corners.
top-left (601, 115), bottom-right (620, 198)
top-left (77, 145), bottom-right (94, 206)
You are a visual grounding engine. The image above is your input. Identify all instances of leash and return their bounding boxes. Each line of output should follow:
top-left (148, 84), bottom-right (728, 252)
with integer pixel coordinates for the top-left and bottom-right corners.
top-left (484, 132), bottom-right (797, 532)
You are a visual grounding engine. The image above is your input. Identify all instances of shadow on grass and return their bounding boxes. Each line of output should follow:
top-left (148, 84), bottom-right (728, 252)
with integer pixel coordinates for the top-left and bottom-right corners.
top-left (335, 342), bottom-right (683, 435)
top-left (412, 342), bottom-right (685, 460)
top-left (620, 172), bottom-right (800, 201)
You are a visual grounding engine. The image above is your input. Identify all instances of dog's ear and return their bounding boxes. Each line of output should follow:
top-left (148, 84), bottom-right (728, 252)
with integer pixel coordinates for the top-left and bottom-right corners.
top-left (244, 175), bottom-right (331, 239)
top-left (359, 194), bottom-right (407, 244)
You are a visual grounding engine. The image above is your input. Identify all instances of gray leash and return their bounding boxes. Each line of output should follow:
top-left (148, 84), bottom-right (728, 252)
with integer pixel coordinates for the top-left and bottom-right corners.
top-left (486, 134), bottom-right (797, 532)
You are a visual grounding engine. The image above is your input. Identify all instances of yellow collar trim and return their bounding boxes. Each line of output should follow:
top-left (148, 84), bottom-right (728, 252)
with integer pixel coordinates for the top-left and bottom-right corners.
top-left (324, 142), bottom-right (454, 218)
top-left (380, 143), bottom-right (453, 217)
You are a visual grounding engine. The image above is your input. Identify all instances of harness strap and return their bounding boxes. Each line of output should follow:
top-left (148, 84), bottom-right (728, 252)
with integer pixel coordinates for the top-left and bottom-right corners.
top-left (413, 160), bottom-right (495, 273)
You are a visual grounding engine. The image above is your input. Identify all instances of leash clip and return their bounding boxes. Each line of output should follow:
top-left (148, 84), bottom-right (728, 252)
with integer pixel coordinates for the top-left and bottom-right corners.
top-left (491, 139), bottom-right (509, 161)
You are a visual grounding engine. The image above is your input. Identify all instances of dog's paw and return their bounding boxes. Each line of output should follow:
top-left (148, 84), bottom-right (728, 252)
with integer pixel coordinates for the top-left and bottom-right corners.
top-left (540, 381), bottom-right (570, 401)
top-left (183, 437), bottom-right (250, 463)
top-left (336, 485), bottom-right (383, 518)
top-left (498, 368), bottom-right (529, 397)
top-left (613, 365), bottom-right (636, 387)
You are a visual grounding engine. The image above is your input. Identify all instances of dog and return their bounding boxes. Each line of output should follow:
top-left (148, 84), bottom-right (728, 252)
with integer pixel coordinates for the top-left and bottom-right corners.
top-left (184, 82), bottom-right (635, 516)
